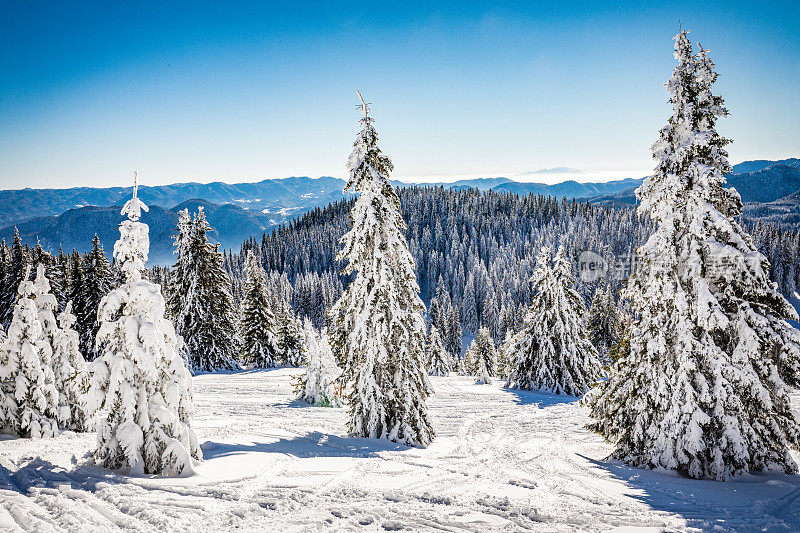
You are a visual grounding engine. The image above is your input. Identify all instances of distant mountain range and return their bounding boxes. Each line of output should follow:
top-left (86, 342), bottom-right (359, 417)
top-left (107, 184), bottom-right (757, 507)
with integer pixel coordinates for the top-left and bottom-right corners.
top-left (1, 199), bottom-right (273, 265)
top-left (590, 158), bottom-right (800, 207)
top-left (0, 176), bottom-right (347, 229)
top-left (1, 157), bottom-right (798, 264)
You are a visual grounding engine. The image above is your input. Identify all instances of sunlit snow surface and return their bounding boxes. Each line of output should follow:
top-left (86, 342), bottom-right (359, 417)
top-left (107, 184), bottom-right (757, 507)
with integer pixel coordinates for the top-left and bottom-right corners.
top-left (1, 369), bottom-right (798, 531)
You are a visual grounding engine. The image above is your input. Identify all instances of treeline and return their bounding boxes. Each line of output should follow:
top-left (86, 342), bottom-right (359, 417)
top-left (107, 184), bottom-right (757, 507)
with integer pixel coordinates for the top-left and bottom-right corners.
top-left (2, 186), bottom-right (799, 363)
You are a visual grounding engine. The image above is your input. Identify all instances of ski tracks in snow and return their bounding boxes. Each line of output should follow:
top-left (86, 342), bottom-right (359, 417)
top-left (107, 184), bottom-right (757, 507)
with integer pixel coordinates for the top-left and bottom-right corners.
top-left (0, 370), bottom-right (798, 531)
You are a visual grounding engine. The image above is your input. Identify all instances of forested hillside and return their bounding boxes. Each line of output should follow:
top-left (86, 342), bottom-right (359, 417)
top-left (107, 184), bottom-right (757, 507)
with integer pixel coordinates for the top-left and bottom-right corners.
top-left (216, 186), bottom-right (800, 346)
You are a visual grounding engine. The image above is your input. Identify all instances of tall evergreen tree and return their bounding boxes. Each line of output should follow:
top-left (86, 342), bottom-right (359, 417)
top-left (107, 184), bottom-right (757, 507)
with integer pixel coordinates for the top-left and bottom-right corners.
top-left (588, 32), bottom-right (800, 480)
top-left (497, 330), bottom-right (514, 381)
top-left (328, 94), bottom-right (434, 447)
top-left (78, 235), bottom-right (113, 360)
top-left (506, 246), bottom-right (601, 395)
top-left (240, 251), bottom-right (279, 368)
top-left (166, 209), bottom-right (193, 322)
top-left (171, 207), bottom-right (240, 372)
top-left (446, 305), bottom-right (463, 361)
top-left (53, 246), bottom-right (70, 311)
top-left (90, 178), bottom-right (200, 475)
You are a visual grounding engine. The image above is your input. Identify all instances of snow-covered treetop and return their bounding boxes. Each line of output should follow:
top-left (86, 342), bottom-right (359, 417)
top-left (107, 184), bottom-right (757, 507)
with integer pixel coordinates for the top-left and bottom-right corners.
top-left (33, 264), bottom-right (57, 308)
top-left (345, 91), bottom-right (395, 196)
top-left (115, 174), bottom-right (150, 281)
top-left (18, 264), bottom-right (33, 297)
top-left (121, 172), bottom-right (149, 222)
top-left (58, 301), bottom-right (77, 330)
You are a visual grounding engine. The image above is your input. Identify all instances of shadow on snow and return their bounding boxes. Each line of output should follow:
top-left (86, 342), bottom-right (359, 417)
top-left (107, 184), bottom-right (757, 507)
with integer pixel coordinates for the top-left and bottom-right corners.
top-left (192, 367), bottom-right (300, 377)
top-left (0, 457), bottom-right (129, 495)
top-left (201, 431), bottom-right (410, 460)
top-left (501, 386), bottom-right (580, 407)
top-left (579, 454), bottom-right (800, 531)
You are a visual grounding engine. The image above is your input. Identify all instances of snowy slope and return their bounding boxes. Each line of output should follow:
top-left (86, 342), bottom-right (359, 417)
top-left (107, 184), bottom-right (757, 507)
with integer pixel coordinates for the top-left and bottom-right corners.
top-left (1, 369), bottom-right (798, 532)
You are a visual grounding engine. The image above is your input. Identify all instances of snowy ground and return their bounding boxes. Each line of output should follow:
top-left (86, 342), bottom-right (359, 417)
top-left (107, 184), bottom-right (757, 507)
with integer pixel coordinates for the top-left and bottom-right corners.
top-left (1, 369), bottom-right (799, 532)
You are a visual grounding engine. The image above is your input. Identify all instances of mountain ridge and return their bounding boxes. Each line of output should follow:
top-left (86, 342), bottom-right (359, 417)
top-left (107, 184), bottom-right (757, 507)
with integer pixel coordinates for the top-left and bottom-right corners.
top-left (3, 158), bottom-right (798, 265)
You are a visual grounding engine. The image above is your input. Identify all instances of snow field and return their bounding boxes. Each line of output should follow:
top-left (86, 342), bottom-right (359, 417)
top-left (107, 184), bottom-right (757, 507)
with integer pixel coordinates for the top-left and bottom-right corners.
top-left (0, 369), bottom-right (798, 532)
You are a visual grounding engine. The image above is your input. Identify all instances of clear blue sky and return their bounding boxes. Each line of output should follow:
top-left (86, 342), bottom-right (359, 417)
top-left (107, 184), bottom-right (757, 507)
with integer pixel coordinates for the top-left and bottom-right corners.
top-left (1, 1), bottom-right (798, 189)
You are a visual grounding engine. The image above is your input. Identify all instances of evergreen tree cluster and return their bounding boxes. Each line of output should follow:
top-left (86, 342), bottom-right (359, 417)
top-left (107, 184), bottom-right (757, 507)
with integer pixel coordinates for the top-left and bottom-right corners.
top-left (167, 207), bottom-right (240, 373)
top-left (0, 263), bottom-right (93, 438)
top-left (0, 230), bottom-right (114, 362)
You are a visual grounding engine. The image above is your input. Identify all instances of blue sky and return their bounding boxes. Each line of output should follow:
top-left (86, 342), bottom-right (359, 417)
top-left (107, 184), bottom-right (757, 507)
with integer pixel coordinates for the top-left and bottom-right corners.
top-left (1, 1), bottom-right (798, 189)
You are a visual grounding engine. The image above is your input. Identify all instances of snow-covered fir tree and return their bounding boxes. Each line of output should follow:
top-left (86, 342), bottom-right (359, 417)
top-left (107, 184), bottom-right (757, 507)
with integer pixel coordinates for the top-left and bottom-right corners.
top-left (588, 32), bottom-right (800, 480)
top-left (32, 242), bottom-right (65, 313)
top-left (586, 286), bottom-right (622, 361)
top-left (66, 251), bottom-right (84, 314)
top-left (328, 94), bottom-right (434, 446)
top-left (496, 330), bottom-right (514, 381)
top-left (91, 177), bottom-right (200, 475)
top-left (77, 235), bottom-right (113, 360)
top-left (32, 264), bottom-right (60, 349)
top-left (0, 228), bottom-right (27, 328)
top-left (169, 207), bottom-right (240, 372)
top-left (51, 300), bottom-right (92, 431)
top-left (276, 301), bottom-right (304, 367)
top-left (0, 266), bottom-right (60, 437)
top-left (294, 319), bottom-right (341, 407)
top-left (607, 320), bottom-right (631, 364)
top-left (30, 264), bottom-right (83, 429)
top-left (166, 208), bottom-right (193, 320)
top-left (426, 326), bottom-right (450, 377)
top-left (428, 281), bottom-right (463, 360)
top-left (506, 246), bottom-right (601, 395)
top-left (464, 327), bottom-right (496, 384)
top-left (240, 251), bottom-right (279, 368)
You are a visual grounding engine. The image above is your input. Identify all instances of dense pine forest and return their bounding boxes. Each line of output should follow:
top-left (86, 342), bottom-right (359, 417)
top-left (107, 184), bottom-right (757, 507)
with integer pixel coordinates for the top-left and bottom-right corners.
top-left (224, 186), bottom-right (799, 343)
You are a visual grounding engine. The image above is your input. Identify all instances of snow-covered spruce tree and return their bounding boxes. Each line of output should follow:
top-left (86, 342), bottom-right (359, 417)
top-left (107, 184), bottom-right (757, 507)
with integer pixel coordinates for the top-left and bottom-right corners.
top-left (166, 208), bottom-right (193, 322)
top-left (294, 319), bottom-right (342, 407)
top-left (464, 327), bottom-right (496, 384)
top-left (240, 251), bottom-right (279, 368)
top-left (446, 304), bottom-right (463, 361)
top-left (607, 321), bottom-right (631, 364)
top-left (496, 330), bottom-right (514, 381)
top-left (588, 32), bottom-right (800, 480)
top-left (91, 178), bottom-right (200, 475)
top-left (276, 301), bottom-right (304, 367)
top-left (170, 207), bottom-right (240, 372)
top-left (0, 266), bottom-right (60, 437)
top-left (32, 242), bottom-right (65, 313)
top-left (328, 94), bottom-right (434, 446)
top-left (426, 326), bottom-right (450, 377)
top-left (506, 246), bottom-right (601, 395)
top-left (52, 300), bottom-right (92, 431)
top-left (0, 228), bottom-right (27, 328)
top-left (586, 286), bottom-right (621, 361)
top-left (32, 264), bottom-right (60, 349)
top-left (77, 235), bottom-right (113, 360)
